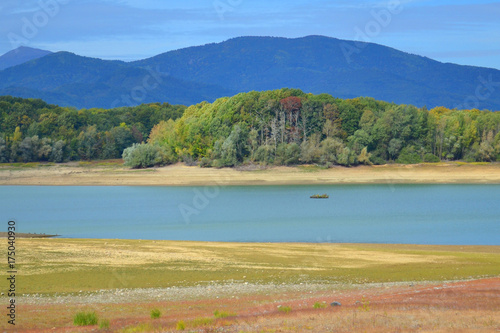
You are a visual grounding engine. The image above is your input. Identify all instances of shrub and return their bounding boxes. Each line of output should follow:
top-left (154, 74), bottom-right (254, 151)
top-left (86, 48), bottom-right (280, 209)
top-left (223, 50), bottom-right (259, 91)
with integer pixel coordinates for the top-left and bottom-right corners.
top-left (254, 145), bottom-right (274, 164)
top-left (300, 135), bottom-right (321, 164)
top-left (369, 155), bottom-right (386, 165)
top-left (396, 147), bottom-right (422, 164)
top-left (122, 323), bottom-right (153, 333)
top-left (423, 153), bottom-right (440, 163)
top-left (278, 305), bottom-right (292, 314)
top-left (122, 143), bottom-right (173, 168)
top-left (357, 147), bottom-right (372, 165)
top-left (359, 297), bottom-right (371, 312)
top-left (150, 308), bottom-right (161, 319)
top-left (313, 302), bottom-right (326, 309)
top-left (200, 157), bottom-right (212, 168)
top-left (99, 319), bottom-right (110, 329)
top-left (73, 311), bottom-right (99, 326)
top-left (191, 317), bottom-right (214, 327)
top-left (176, 320), bottom-right (186, 330)
top-left (213, 310), bottom-right (235, 318)
top-left (275, 143), bottom-right (301, 165)
top-left (181, 154), bottom-right (197, 166)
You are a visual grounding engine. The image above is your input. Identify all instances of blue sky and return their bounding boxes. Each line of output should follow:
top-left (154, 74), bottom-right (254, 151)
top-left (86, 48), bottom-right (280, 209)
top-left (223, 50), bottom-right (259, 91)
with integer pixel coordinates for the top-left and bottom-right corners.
top-left (0, 0), bottom-right (499, 69)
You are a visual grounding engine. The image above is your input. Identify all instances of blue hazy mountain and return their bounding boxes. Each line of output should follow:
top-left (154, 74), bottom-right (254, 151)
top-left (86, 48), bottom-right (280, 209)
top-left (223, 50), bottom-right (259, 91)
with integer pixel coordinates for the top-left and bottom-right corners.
top-left (1, 36), bottom-right (499, 110)
top-left (0, 46), bottom-right (52, 70)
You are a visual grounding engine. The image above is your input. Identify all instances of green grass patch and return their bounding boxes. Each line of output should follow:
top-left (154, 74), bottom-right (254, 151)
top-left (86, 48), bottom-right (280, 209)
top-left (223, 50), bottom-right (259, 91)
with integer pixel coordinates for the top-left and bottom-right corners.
top-left (73, 311), bottom-right (98, 326)
top-left (214, 310), bottom-right (235, 318)
top-left (150, 308), bottom-right (161, 319)
top-left (176, 320), bottom-right (186, 330)
top-left (313, 302), bottom-right (326, 309)
top-left (297, 165), bottom-right (328, 172)
top-left (0, 162), bottom-right (56, 169)
top-left (122, 322), bottom-right (154, 333)
top-left (278, 305), bottom-right (292, 314)
top-left (191, 317), bottom-right (214, 327)
top-left (99, 319), bottom-right (110, 329)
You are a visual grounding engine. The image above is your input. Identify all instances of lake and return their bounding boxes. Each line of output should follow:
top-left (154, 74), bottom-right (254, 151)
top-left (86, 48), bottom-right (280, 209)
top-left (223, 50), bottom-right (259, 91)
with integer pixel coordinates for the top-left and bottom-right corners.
top-left (1, 184), bottom-right (498, 245)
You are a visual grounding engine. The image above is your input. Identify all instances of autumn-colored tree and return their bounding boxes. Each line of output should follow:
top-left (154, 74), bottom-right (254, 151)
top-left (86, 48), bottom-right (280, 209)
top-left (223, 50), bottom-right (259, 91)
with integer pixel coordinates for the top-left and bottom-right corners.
top-left (280, 96), bottom-right (302, 142)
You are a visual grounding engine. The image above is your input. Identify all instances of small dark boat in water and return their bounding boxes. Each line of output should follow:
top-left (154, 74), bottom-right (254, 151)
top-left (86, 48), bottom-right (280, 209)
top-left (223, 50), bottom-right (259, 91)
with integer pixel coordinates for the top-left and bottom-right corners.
top-left (310, 194), bottom-right (329, 199)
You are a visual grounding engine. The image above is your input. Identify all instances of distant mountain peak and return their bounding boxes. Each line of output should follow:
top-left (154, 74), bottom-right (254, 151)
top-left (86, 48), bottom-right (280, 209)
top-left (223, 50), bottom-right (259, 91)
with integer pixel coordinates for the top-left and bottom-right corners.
top-left (0, 46), bottom-right (52, 71)
top-left (1, 36), bottom-right (499, 110)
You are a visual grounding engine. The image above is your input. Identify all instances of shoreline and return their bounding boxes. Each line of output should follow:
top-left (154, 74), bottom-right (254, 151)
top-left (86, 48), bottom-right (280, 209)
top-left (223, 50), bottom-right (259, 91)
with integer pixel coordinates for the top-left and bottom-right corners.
top-left (1, 161), bottom-right (500, 186)
top-left (0, 232), bottom-right (59, 238)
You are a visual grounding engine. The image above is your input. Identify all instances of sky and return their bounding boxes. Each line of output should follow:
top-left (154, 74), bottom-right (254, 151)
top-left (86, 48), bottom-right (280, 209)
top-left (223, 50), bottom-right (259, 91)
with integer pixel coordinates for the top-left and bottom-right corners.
top-left (0, 0), bottom-right (499, 69)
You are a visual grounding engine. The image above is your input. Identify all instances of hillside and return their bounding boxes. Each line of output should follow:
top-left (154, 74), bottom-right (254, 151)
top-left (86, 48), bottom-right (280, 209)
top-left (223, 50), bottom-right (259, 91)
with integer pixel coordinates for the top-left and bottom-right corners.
top-left (133, 36), bottom-right (500, 110)
top-left (0, 46), bottom-right (52, 70)
top-left (0, 52), bottom-right (234, 108)
top-left (0, 36), bottom-right (499, 109)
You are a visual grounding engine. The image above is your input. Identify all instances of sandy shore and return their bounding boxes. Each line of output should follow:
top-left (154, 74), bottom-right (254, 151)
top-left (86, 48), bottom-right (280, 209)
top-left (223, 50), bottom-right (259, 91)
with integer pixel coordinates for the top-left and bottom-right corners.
top-left (0, 162), bottom-right (500, 186)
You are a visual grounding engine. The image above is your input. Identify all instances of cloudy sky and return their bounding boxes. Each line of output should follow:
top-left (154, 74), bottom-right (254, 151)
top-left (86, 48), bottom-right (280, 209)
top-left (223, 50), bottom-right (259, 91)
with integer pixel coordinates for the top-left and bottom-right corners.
top-left (0, 0), bottom-right (499, 69)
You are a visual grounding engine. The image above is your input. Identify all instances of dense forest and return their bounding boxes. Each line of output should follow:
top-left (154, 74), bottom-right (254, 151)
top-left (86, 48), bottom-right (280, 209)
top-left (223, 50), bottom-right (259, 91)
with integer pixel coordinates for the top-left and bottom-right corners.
top-left (0, 96), bottom-right (185, 162)
top-left (124, 89), bottom-right (500, 168)
top-left (1, 90), bottom-right (500, 167)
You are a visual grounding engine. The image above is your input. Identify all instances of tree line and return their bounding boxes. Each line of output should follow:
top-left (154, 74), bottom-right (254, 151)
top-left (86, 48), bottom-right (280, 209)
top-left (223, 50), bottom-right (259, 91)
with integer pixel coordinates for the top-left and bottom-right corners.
top-left (0, 96), bottom-right (185, 163)
top-left (1, 91), bottom-right (499, 168)
top-left (124, 88), bottom-right (500, 168)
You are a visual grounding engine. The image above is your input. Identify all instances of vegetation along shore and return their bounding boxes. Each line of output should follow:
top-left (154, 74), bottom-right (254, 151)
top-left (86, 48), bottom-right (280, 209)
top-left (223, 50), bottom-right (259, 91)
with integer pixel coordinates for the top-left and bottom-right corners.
top-left (0, 89), bottom-right (499, 171)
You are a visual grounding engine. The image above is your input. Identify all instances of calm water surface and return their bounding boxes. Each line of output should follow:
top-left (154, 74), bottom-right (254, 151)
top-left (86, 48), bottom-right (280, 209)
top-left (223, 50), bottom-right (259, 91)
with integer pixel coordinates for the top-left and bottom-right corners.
top-left (0, 185), bottom-right (498, 245)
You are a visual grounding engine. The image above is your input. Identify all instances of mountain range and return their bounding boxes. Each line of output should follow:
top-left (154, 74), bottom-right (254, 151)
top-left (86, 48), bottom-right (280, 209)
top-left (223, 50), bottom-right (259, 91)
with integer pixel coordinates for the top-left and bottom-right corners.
top-left (0, 36), bottom-right (499, 110)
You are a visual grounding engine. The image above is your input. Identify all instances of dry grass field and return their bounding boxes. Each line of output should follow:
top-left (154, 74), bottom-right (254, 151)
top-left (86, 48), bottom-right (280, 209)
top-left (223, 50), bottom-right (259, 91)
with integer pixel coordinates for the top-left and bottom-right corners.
top-left (1, 239), bottom-right (499, 332)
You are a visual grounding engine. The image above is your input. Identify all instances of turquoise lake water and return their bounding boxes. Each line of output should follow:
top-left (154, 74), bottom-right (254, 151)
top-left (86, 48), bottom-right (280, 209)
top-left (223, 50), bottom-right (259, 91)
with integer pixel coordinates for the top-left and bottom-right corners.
top-left (0, 185), bottom-right (498, 245)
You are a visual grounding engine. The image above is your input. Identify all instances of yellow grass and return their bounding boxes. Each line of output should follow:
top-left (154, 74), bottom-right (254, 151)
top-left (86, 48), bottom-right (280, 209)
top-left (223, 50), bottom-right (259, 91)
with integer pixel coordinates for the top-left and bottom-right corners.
top-left (11, 239), bottom-right (500, 294)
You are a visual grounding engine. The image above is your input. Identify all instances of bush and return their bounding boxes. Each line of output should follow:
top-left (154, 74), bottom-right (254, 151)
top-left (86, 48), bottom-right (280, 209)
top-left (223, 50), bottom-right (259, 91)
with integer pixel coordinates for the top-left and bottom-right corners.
top-left (369, 155), bottom-right (386, 165)
top-left (200, 157), bottom-right (212, 168)
top-left (122, 143), bottom-right (173, 168)
top-left (357, 147), bottom-right (372, 165)
top-left (300, 135), bottom-right (321, 164)
top-left (254, 145), bottom-right (274, 164)
top-left (277, 305), bottom-right (292, 314)
top-left (396, 147), bottom-right (422, 164)
top-left (99, 319), bottom-right (110, 329)
top-left (176, 320), bottom-right (186, 330)
top-left (275, 143), bottom-right (300, 165)
top-left (313, 302), bottom-right (326, 309)
top-left (73, 311), bottom-right (99, 326)
top-left (150, 308), bottom-right (161, 319)
top-left (423, 153), bottom-right (440, 163)
top-left (181, 154), bottom-right (197, 166)
top-left (191, 317), bottom-right (214, 327)
top-left (213, 310), bottom-right (235, 318)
